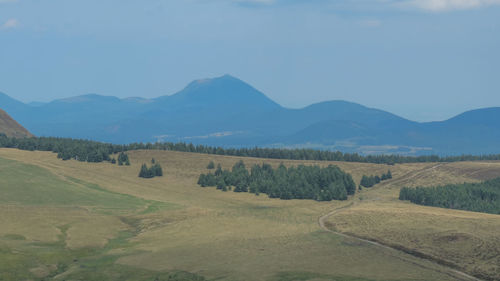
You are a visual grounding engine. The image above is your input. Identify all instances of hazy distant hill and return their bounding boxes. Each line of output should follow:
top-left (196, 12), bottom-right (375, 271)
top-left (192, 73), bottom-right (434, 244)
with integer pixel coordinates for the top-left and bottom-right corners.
top-left (0, 108), bottom-right (33, 138)
top-left (1, 76), bottom-right (499, 155)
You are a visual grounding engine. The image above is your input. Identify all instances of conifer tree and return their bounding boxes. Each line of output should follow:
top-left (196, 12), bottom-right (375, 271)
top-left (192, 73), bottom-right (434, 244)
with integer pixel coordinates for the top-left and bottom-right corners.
top-left (139, 164), bottom-right (150, 178)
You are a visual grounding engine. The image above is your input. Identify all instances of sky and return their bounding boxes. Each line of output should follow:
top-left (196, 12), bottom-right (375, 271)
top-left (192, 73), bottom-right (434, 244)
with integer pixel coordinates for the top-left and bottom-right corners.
top-left (0, 0), bottom-right (499, 122)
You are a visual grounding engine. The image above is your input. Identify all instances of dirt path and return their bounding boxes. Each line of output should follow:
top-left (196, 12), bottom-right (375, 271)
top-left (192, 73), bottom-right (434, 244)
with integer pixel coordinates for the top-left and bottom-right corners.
top-left (318, 202), bottom-right (484, 281)
top-left (386, 163), bottom-right (444, 187)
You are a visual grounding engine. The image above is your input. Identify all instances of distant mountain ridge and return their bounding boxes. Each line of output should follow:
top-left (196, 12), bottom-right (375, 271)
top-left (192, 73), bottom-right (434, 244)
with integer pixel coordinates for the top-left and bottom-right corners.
top-left (1, 75), bottom-right (499, 155)
top-left (0, 108), bottom-right (33, 138)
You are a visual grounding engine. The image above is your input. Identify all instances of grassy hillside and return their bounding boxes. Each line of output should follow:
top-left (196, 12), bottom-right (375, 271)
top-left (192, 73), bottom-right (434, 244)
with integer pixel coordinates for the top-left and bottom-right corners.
top-left (0, 148), bottom-right (498, 280)
top-left (324, 161), bottom-right (500, 280)
top-left (0, 109), bottom-right (32, 138)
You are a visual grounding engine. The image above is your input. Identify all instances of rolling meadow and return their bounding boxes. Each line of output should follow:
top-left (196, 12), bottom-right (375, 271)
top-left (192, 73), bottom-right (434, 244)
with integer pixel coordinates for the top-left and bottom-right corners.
top-left (0, 148), bottom-right (499, 281)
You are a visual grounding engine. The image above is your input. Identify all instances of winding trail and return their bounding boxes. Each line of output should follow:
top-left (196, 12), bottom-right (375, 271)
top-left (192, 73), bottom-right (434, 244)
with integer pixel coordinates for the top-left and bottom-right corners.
top-left (318, 201), bottom-right (484, 281)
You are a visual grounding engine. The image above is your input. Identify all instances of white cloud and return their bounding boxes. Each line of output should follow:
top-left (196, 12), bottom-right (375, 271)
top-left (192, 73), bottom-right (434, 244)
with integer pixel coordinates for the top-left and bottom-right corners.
top-left (0, 18), bottom-right (19, 30)
top-left (400, 0), bottom-right (500, 11)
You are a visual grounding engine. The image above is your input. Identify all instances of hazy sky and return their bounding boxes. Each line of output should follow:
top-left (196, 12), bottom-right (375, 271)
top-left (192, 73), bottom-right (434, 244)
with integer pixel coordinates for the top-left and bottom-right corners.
top-left (0, 0), bottom-right (499, 122)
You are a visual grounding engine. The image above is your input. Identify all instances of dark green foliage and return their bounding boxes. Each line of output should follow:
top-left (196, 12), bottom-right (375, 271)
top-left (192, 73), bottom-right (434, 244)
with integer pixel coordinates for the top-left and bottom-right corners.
top-left (381, 170), bottom-right (392, 180)
top-left (152, 163), bottom-right (163, 176)
top-left (2, 135), bottom-right (500, 165)
top-left (111, 158), bottom-right (116, 164)
top-left (197, 161), bottom-right (356, 201)
top-left (206, 161), bottom-right (215, 169)
top-left (215, 164), bottom-right (223, 176)
top-left (138, 163), bottom-right (163, 178)
top-left (118, 152), bottom-right (130, 166)
top-left (360, 170), bottom-right (392, 188)
top-left (399, 178), bottom-right (500, 214)
top-left (151, 158), bottom-right (156, 164)
top-left (331, 182), bottom-right (348, 201)
top-left (139, 164), bottom-right (152, 178)
top-left (197, 174), bottom-right (216, 187)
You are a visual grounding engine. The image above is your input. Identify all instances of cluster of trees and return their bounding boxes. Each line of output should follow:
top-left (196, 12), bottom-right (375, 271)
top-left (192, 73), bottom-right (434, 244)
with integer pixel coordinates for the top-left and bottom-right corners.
top-left (2, 134), bottom-right (500, 165)
top-left (138, 159), bottom-right (163, 178)
top-left (114, 152), bottom-right (130, 165)
top-left (360, 170), bottom-right (392, 188)
top-left (399, 178), bottom-right (500, 214)
top-left (198, 161), bottom-right (356, 201)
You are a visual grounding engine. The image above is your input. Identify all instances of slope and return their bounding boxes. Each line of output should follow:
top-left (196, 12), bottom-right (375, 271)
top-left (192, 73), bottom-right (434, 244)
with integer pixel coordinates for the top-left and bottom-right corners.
top-left (0, 108), bottom-right (33, 138)
top-left (0, 147), bottom-right (487, 281)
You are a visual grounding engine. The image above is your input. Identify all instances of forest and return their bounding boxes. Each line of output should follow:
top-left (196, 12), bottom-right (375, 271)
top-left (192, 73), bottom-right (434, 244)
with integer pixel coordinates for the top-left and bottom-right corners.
top-left (2, 134), bottom-right (500, 164)
top-left (198, 161), bottom-right (356, 201)
top-left (399, 178), bottom-right (500, 214)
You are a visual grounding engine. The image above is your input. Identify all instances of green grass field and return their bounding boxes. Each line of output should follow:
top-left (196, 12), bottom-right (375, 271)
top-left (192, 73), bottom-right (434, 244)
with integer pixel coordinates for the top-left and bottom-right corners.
top-left (0, 148), bottom-right (499, 281)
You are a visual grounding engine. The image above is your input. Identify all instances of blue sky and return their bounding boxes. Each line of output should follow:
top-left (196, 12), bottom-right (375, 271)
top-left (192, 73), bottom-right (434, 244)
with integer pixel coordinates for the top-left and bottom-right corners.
top-left (0, 0), bottom-right (499, 121)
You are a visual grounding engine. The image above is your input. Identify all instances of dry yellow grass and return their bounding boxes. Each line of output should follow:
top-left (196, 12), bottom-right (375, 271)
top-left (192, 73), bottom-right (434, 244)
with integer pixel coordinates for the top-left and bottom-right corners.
top-left (0, 148), bottom-right (499, 280)
top-left (325, 161), bottom-right (500, 280)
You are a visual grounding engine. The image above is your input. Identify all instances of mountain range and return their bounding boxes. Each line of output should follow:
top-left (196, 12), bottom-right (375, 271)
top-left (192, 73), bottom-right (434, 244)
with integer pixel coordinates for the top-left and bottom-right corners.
top-left (1, 74), bottom-right (499, 155)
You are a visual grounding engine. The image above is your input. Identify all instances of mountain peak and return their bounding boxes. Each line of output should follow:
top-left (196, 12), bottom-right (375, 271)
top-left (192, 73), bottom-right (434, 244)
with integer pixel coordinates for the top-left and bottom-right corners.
top-left (164, 75), bottom-right (281, 111)
top-left (186, 74), bottom-right (241, 88)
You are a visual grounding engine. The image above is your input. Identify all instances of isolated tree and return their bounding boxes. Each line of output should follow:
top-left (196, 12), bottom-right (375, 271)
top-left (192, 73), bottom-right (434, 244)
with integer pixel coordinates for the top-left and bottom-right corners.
top-left (198, 174), bottom-right (207, 187)
top-left (207, 161), bottom-right (215, 169)
top-left (139, 164), bottom-right (150, 178)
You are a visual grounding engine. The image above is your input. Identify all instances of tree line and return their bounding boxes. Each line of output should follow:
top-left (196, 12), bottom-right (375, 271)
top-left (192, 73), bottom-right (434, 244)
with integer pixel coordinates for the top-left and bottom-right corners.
top-left (0, 135), bottom-right (120, 162)
top-left (399, 178), bottom-right (500, 214)
top-left (2, 134), bottom-right (500, 165)
top-left (360, 170), bottom-right (392, 188)
top-left (198, 161), bottom-right (356, 201)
